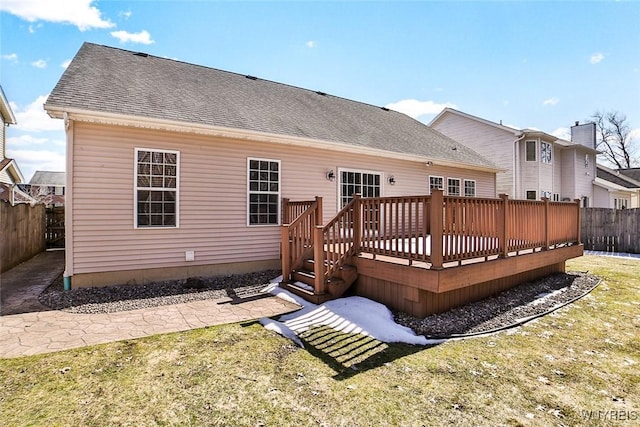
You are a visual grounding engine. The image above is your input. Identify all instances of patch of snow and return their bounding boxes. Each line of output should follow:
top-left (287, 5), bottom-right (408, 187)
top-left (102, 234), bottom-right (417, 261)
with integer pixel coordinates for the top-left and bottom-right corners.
top-left (585, 250), bottom-right (640, 260)
top-left (262, 279), bottom-right (442, 347)
top-left (532, 289), bottom-right (563, 305)
top-left (260, 318), bottom-right (304, 348)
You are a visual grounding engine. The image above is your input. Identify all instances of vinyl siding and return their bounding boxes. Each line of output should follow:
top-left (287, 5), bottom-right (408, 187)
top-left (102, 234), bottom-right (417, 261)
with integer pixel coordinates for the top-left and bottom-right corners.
top-left (0, 125), bottom-right (5, 158)
top-left (574, 147), bottom-right (595, 202)
top-left (560, 149), bottom-right (576, 200)
top-left (431, 114), bottom-right (514, 196)
top-left (70, 122), bottom-right (496, 275)
top-left (0, 169), bottom-right (11, 184)
top-left (593, 185), bottom-right (610, 208)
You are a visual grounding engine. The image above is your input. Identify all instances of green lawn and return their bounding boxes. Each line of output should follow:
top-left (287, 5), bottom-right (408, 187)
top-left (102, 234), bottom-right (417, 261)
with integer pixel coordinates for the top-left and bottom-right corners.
top-left (1, 255), bottom-right (638, 426)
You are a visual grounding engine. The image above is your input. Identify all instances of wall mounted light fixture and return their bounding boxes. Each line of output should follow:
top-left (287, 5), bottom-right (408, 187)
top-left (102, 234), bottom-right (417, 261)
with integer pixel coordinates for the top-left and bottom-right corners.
top-left (388, 176), bottom-right (396, 185)
top-left (326, 170), bottom-right (335, 182)
top-left (425, 161), bottom-right (433, 167)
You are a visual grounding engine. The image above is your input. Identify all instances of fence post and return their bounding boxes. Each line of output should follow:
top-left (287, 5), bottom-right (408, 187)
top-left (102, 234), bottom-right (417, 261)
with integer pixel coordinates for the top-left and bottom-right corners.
top-left (353, 193), bottom-right (361, 255)
top-left (498, 194), bottom-right (509, 258)
top-left (313, 225), bottom-right (326, 295)
top-left (430, 189), bottom-right (444, 269)
top-left (574, 199), bottom-right (582, 244)
top-left (543, 197), bottom-right (550, 250)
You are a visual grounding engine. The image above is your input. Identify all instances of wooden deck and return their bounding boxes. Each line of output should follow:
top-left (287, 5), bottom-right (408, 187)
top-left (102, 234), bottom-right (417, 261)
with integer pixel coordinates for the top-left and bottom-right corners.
top-left (281, 190), bottom-right (583, 316)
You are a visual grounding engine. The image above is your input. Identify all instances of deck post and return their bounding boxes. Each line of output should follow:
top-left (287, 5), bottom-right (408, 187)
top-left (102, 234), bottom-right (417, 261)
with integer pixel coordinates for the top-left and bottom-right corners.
top-left (574, 199), bottom-right (582, 244)
top-left (430, 189), bottom-right (444, 269)
top-left (353, 193), bottom-right (361, 255)
top-left (498, 194), bottom-right (509, 258)
top-left (543, 196), bottom-right (550, 250)
top-left (281, 224), bottom-right (291, 283)
top-left (313, 225), bottom-right (326, 295)
top-left (314, 196), bottom-right (323, 226)
top-left (282, 198), bottom-right (290, 224)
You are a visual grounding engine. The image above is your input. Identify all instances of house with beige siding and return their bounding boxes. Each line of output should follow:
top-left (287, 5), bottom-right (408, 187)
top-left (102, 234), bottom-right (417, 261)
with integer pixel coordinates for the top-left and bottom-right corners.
top-left (45, 43), bottom-right (503, 291)
top-left (0, 85), bottom-right (29, 205)
top-left (430, 108), bottom-right (598, 206)
top-left (593, 164), bottom-right (640, 208)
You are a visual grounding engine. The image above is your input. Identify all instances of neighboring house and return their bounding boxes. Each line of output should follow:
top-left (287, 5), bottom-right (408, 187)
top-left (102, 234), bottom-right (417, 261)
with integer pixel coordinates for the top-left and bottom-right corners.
top-left (619, 168), bottom-right (640, 183)
top-left (22, 170), bottom-right (66, 206)
top-left (430, 108), bottom-right (598, 206)
top-left (44, 43), bottom-right (501, 289)
top-left (593, 164), bottom-right (640, 209)
top-left (0, 85), bottom-right (28, 205)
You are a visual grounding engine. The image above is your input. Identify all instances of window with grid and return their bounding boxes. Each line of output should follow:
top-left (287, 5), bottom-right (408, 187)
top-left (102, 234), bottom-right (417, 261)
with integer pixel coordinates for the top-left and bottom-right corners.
top-left (248, 158), bottom-right (280, 225)
top-left (429, 176), bottom-right (443, 194)
top-left (339, 170), bottom-right (381, 208)
top-left (464, 179), bottom-right (476, 197)
top-left (135, 148), bottom-right (179, 228)
top-left (447, 178), bottom-right (461, 196)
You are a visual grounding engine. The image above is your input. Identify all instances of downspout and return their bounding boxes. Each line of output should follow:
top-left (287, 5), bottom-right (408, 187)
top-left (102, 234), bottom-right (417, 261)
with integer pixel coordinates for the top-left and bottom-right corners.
top-left (513, 133), bottom-right (525, 198)
top-left (63, 113), bottom-right (73, 291)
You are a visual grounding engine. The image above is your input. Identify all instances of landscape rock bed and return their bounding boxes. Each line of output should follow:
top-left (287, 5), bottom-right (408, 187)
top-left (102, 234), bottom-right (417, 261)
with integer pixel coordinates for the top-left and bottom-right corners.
top-left (39, 270), bottom-right (281, 314)
top-left (394, 271), bottom-right (600, 338)
top-left (39, 270), bottom-right (600, 340)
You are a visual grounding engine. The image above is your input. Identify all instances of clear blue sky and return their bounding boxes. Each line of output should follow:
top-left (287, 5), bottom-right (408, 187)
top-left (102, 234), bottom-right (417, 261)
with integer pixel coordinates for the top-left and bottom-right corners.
top-left (2, 0), bottom-right (639, 182)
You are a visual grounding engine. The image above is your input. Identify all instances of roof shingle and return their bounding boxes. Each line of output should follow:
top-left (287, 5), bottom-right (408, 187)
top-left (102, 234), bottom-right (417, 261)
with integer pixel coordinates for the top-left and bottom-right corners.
top-left (46, 43), bottom-right (497, 170)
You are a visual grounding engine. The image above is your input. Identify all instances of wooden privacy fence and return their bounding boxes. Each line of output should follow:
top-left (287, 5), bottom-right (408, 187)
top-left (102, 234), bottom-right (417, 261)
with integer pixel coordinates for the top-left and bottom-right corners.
top-left (0, 201), bottom-right (46, 272)
top-left (581, 208), bottom-right (640, 254)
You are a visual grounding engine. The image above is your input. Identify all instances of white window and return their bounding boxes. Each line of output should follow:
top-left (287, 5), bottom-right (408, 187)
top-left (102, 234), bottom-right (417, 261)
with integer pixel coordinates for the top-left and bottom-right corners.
top-left (135, 148), bottom-right (179, 228)
top-left (614, 198), bottom-right (628, 209)
top-left (525, 141), bottom-right (536, 162)
top-left (429, 176), bottom-right (444, 193)
top-left (464, 180), bottom-right (476, 197)
top-left (248, 158), bottom-right (281, 225)
top-left (526, 190), bottom-right (537, 200)
top-left (447, 178), bottom-right (461, 196)
top-left (553, 193), bottom-right (560, 202)
top-left (541, 142), bottom-right (552, 164)
top-left (339, 169), bottom-right (381, 208)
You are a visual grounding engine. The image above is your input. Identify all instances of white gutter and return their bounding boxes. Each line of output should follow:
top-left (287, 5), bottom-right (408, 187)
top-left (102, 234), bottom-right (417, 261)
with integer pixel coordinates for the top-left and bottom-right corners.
top-left (513, 133), bottom-right (526, 198)
top-left (44, 105), bottom-right (503, 174)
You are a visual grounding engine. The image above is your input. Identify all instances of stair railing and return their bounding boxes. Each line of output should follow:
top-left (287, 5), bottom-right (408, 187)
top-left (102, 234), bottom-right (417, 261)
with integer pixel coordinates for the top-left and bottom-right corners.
top-left (281, 196), bottom-right (323, 284)
top-left (314, 195), bottom-right (360, 293)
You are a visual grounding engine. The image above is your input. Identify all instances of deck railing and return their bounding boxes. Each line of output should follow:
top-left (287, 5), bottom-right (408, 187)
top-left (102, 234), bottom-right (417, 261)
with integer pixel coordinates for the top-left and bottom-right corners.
top-left (360, 195), bottom-right (431, 264)
top-left (282, 191), bottom-right (581, 294)
top-left (282, 198), bottom-right (317, 225)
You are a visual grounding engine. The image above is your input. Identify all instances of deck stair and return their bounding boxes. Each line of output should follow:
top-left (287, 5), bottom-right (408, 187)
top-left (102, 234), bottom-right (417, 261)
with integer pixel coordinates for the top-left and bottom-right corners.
top-left (282, 257), bottom-right (358, 303)
top-left (281, 196), bottom-right (359, 304)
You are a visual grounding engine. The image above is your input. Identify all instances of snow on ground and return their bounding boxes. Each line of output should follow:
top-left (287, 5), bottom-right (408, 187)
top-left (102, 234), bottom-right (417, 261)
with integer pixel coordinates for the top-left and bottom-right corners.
top-left (585, 250), bottom-right (640, 260)
top-left (259, 276), bottom-right (442, 347)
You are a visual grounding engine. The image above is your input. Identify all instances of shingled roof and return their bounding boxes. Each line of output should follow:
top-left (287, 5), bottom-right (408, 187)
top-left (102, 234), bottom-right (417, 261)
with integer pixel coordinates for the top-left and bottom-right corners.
top-left (597, 165), bottom-right (640, 189)
top-left (45, 43), bottom-right (497, 171)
